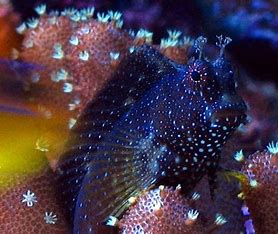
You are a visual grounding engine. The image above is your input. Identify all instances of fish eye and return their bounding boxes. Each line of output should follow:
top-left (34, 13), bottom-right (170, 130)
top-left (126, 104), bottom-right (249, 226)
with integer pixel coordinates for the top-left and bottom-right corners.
top-left (186, 59), bottom-right (211, 84)
top-left (191, 71), bottom-right (201, 81)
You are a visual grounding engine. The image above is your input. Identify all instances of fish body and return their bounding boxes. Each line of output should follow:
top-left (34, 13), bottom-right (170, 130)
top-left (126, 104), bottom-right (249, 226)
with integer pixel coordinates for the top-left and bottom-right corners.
top-left (57, 44), bottom-right (246, 233)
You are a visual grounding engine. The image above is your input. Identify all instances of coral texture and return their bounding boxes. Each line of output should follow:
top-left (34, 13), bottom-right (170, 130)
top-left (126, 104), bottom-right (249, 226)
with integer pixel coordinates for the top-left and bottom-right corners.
top-left (19, 7), bottom-right (133, 123)
top-left (0, 165), bottom-right (69, 233)
top-left (119, 186), bottom-right (216, 234)
top-left (240, 146), bottom-right (278, 233)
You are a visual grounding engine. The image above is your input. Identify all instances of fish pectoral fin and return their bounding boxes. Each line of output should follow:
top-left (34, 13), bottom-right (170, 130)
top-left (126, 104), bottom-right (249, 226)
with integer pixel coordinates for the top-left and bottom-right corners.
top-left (71, 128), bottom-right (159, 233)
top-left (73, 161), bottom-right (156, 232)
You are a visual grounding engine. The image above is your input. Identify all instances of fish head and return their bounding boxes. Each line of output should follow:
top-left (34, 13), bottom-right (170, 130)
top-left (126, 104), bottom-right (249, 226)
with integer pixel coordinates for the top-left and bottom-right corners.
top-left (170, 38), bottom-right (247, 134)
top-left (180, 55), bottom-right (246, 128)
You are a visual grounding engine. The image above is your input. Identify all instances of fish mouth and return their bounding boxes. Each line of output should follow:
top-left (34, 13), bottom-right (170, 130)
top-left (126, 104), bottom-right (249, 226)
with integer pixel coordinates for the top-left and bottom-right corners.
top-left (210, 106), bottom-right (247, 128)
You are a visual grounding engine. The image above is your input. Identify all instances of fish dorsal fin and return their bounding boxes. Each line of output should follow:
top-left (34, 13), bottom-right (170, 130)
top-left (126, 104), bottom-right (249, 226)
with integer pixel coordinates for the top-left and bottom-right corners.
top-left (71, 44), bottom-right (177, 143)
top-left (56, 45), bottom-right (177, 223)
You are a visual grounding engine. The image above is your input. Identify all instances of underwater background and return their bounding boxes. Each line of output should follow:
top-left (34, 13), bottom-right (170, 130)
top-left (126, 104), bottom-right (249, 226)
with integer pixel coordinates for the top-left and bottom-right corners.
top-left (0, 0), bottom-right (278, 233)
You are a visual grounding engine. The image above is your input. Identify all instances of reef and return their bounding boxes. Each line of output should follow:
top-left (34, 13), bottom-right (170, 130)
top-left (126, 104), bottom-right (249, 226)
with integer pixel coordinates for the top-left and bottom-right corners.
top-left (0, 1), bottom-right (277, 234)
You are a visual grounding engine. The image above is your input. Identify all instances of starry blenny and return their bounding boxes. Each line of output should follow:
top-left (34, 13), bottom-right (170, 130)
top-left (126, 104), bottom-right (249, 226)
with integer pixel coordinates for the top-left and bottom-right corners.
top-left (57, 36), bottom-right (247, 233)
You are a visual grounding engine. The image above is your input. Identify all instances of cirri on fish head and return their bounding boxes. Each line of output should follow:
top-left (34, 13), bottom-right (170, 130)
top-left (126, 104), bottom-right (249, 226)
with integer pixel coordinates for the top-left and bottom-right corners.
top-left (56, 36), bottom-right (247, 233)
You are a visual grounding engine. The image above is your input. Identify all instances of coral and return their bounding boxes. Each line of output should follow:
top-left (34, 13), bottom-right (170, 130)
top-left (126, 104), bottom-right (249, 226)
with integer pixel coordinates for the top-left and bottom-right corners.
top-left (0, 161), bottom-right (70, 233)
top-left (15, 7), bottom-right (136, 167)
top-left (0, 5), bottom-right (194, 232)
top-left (119, 186), bottom-right (226, 234)
top-left (12, 1), bottom-right (202, 38)
top-left (19, 6), bottom-right (133, 124)
top-left (240, 144), bottom-right (278, 233)
top-left (9, 1), bottom-right (278, 87)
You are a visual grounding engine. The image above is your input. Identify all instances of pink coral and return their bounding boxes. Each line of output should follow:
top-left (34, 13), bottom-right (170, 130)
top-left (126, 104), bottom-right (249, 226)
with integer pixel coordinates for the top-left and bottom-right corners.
top-left (119, 186), bottom-right (227, 234)
top-left (0, 167), bottom-right (70, 233)
top-left (240, 144), bottom-right (278, 233)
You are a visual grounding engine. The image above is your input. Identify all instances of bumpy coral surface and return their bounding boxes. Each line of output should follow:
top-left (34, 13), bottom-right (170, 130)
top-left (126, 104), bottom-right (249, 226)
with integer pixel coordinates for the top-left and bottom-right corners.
top-left (119, 186), bottom-right (205, 234)
top-left (240, 144), bottom-right (278, 233)
top-left (119, 186), bottom-right (228, 234)
top-left (0, 164), bottom-right (69, 233)
top-left (19, 7), bottom-right (133, 124)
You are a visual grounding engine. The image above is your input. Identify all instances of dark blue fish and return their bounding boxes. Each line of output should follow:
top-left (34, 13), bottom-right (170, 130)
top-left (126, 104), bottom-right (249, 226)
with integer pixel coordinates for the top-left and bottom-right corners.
top-left (57, 36), bottom-right (247, 233)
